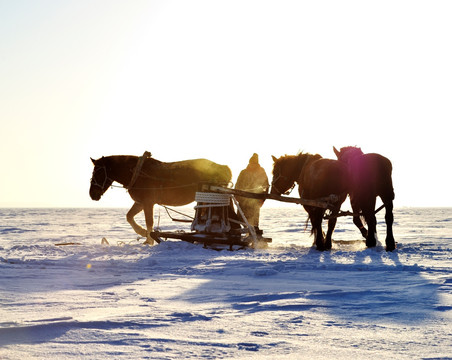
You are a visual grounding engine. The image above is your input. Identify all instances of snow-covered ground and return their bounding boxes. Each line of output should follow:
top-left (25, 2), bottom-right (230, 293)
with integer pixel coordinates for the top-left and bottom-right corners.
top-left (1, 206), bottom-right (451, 359)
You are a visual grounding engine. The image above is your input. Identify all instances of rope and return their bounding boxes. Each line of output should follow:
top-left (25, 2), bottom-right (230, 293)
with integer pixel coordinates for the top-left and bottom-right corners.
top-left (236, 185), bottom-right (269, 193)
top-left (124, 182), bottom-right (199, 190)
top-left (111, 182), bottom-right (199, 190)
top-left (161, 205), bottom-right (194, 223)
top-left (324, 204), bottom-right (387, 219)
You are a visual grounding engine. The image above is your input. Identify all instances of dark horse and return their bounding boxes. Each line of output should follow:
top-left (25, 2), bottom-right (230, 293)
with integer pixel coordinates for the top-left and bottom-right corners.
top-left (333, 146), bottom-right (395, 251)
top-left (271, 153), bottom-right (348, 251)
top-left (89, 153), bottom-right (232, 244)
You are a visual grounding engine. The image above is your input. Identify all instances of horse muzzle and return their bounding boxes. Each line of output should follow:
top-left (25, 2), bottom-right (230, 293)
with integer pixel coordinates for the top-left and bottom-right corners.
top-left (89, 187), bottom-right (102, 201)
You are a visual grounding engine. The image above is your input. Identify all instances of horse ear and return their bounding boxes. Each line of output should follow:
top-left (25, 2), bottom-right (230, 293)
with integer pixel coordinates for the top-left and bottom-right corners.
top-left (91, 157), bottom-right (96, 165)
top-left (333, 147), bottom-right (340, 158)
top-left (271, 155), bottom-right (278, 162)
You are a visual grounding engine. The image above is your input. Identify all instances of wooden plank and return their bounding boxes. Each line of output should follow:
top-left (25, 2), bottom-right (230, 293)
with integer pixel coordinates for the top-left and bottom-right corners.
top-left (207, 185), bottom-right (335, 209)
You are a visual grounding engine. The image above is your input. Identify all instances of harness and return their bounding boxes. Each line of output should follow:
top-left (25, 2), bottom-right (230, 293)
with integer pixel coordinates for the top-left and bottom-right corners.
top-left (271, 174), bottom-right (296, 196)
top-left (90, 165), bottom-right (113, 190)
top-left (126, 151), bottom-right (151, 190)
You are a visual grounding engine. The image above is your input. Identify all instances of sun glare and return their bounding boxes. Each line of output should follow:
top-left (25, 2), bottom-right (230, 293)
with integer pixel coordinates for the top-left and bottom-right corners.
top-left (1, 1), bottom-right (451, 207)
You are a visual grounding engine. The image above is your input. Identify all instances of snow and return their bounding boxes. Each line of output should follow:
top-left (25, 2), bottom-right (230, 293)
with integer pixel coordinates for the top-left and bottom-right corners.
top-left (1, 207), bottom-right (451, 359)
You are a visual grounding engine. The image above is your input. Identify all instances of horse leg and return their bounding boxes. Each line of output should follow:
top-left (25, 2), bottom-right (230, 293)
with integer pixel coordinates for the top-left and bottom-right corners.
top-left (351, 197), bottom-right (367, 239)
top-left (308, 207), bottom-right (325, 251)
top-left (325, 208), bottom-right (339, 250)
top-left (126, 202), bottom-right (147, 238)
top-left (363, 198), bottom-right (377, 248)
top-left (383, 199), bottom-right (395, 251)
top-left (143, 203), bottom-right (156, 245)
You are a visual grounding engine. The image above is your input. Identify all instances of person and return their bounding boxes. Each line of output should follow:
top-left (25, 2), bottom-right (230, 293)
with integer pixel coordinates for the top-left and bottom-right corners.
top-left (234, 153), bottom-right (269, 229)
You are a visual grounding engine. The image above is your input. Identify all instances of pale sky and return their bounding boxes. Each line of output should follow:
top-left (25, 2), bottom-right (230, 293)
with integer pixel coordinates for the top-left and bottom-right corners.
top-left (1, 0), bottom-right (451, 208)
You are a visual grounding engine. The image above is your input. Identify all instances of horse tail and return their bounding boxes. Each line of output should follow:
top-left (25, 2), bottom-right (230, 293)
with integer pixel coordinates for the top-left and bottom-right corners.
top-left (309, 221), bottom-right (324, 240)
top-left (381, 157), bottom-right (395, 201)
top-left (387, 183), bottom-right (395, 201)
top-left (304, 216), bottom-right (312, 234)
top-left (305, 208), bottom-right (323, 238)
top-left (301, 211), bottom-right (315, 236)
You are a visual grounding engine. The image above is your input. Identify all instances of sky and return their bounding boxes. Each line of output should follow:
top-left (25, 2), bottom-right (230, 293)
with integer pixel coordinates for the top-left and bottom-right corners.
top-left (1, 0), bottom-right (451, 208)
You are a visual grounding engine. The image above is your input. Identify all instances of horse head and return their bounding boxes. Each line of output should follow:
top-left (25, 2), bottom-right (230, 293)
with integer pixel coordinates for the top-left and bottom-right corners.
top-left (270, 155), bottom-right (298, 195)
top-left (333, 146), bottom-right (364, 165)
top-left (89, 157), bottom-right (114, 201)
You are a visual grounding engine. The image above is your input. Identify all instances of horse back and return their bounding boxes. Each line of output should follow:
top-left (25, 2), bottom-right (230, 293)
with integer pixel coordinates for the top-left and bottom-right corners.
top-left (128, 158), bottom-right (232, 206)
top-left (152, 159), bottom-right (232, 184)
top-left (350, 153), bottom-right (394, 200)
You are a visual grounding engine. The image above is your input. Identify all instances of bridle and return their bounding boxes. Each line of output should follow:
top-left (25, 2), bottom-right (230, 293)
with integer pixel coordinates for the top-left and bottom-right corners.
top-left (90, 165), bottom-right (113, 191)
top-left (271, 173), bottom-right (296, 196)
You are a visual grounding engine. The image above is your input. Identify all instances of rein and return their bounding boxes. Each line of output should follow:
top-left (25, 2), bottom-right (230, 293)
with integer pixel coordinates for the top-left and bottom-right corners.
top-left (119, 182), bottom-right (199, 191)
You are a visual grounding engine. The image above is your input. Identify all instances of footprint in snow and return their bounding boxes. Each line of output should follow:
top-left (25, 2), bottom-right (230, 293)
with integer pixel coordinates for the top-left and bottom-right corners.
top-left (237, 342), bottom-right (260, 351)
top-left (140, 297), bottom-right (156, 303)
top-left (170, 312), bottom-right (212, 322)
top-left (251, 331), bottom-right (269, 337)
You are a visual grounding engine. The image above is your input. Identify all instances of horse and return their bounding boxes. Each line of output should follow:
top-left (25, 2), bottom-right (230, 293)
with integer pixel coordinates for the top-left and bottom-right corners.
top-left (89, 153), bottom-right (232, 244)
top-left (271, 153), bottom-right (348, 251)
top-left (333, 146), bottom-right (395, 251)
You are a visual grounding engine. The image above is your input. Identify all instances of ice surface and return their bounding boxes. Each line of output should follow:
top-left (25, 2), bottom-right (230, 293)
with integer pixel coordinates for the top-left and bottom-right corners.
top-left (1, 207), bottom-right (451, 359)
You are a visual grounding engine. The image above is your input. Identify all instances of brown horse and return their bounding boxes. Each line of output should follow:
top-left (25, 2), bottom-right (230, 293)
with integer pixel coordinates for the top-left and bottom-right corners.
top-left (333, 146), bottom-right (395, 251)
top-left (271, 153), bottom-right (348, 251)
top-left (89, 153), bottom-right (232, 244)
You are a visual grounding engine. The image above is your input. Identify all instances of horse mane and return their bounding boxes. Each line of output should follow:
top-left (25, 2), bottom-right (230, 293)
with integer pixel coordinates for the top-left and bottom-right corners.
top-left (335, 146), bottom-right (364, 164)
top-left (92, 155), bottom-right (163, 185)
top-left (274, 152), bottom-right (322, 163)
top-left (339, 146), bottom-right (363, 157)
top-left (272, 152), bottom-right (322, 179)
top-left (299, 152), bottom-right (322, 161)
top-left (100, 155), bottom-right (163, 167)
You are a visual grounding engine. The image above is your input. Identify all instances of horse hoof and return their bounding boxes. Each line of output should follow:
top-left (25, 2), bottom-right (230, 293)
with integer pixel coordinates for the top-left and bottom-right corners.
top-left (366, 240), bottom-right (377, 248)
top-left (386, 244), bottom-right (396, 252)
